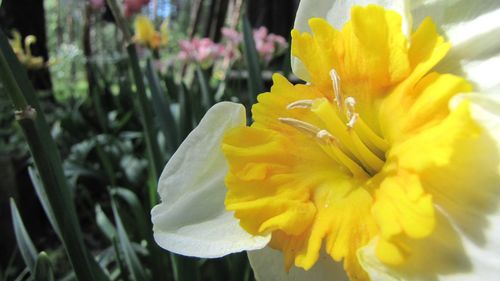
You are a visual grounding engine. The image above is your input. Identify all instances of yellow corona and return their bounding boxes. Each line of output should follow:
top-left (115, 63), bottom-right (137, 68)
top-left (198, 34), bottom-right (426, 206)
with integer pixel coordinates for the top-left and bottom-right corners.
top-left (221, 5), bottom-right (481, 280)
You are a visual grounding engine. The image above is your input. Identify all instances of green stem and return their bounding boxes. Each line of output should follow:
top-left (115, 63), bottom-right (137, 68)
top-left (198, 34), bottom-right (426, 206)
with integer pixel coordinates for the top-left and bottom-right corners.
top-left (0, 49), bottom-right (27, 109)
top-left (242, 15), bottom-right (264, 105)
top-left (195, 65), bottom-right (214, 111)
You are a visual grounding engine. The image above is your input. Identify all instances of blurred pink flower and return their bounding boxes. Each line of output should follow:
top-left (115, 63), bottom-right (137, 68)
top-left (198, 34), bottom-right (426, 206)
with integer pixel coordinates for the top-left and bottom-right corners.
top-left (252, 26), bottom-right (288, 63)
top-left (220, 28), bottom-right (242, 61)
top-left (256, 41), bottom-right (275, 63)
top-left (253, 26), bottom-right (268, 42)
top-left (124, 0), bottom-right (150, 17)
top-left (89, 0), bottom-right (105, 10)
top-left (178, 38), bottom-right (225, 68)
top-left (268, 33), bottom-right (287, 48)
top-left (221, 28), bottom-right (243, 45)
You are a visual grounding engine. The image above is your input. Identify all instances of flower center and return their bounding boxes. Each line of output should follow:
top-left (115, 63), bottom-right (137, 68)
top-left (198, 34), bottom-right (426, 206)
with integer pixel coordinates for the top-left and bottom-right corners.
top-left (222, 5), bottom-right (475, 281)
top-left (279, 69), bottom-right (388, 178)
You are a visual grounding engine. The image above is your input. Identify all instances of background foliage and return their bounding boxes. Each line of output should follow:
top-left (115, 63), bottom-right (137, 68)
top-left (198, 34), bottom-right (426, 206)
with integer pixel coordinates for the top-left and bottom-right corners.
top-left (0, 0), bottom-right (298, 280)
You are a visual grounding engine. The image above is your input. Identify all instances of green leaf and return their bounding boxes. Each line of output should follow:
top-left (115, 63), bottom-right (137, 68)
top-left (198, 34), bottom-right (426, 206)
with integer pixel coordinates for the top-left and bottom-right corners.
top-left (95, 204), bottom-right (118, 242)
top-left (228, 253), bottom-right (252, 281)
top-left (145, 59), bottom-right (178, 153)
top-left (111, 187), bottom-right (148, 240)
top-left (178, 82), bottom-right (193, 141)
top-left (28, 167), bottom-right (61, 237)
top-left (195, 66), bottom-right (214, 111)
top-left (34, 252), bottom-right (55, 281)
top-left (163, 73), bottom-right (178, 102)
top-left (111, 200), bottom-right (148, 281)
top-left (112, 237), bottom-right (130, 281)
top-left (95, 142), bottom-right (116, 187)
top-left (170, 254), bottom-right (200, 281)
top-left (13, 268), bottom-right (30, 281)
top-left (9, 199), bottom-right (37, 273)
top-left (0, 29), bottom-right (110, 281)
top-left (126, 44), bottom-right (164, 183)
top-left (111, 187), bottom-right (170, 281)
top-left (242, 15), bottom-right (264, 105)
top-left (281, 45), bottom-right (292, 79)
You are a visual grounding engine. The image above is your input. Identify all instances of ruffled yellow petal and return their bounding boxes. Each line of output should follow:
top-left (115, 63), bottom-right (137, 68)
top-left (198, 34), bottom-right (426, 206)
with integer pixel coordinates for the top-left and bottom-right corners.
top-left (372, 171), bottom-right (435, 241)
top-left (291, 5), bottom-right (410, 99)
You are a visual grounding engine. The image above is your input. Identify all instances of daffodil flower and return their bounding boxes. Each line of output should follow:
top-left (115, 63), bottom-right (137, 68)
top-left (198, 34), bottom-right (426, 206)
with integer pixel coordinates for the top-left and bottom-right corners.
top-left (133, 15), bottom-right (168, 50)
top-left (151, 0), bottom-right (500, 280)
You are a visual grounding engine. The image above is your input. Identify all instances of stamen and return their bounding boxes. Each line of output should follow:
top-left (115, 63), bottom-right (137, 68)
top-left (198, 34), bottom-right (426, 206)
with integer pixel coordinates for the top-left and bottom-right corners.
top-left (344, 97), bottom-right (356, 118)
top-left (287, 99), bottom-right (315, 109)
top-left (355, 118), bottom-right (390, 153)
top-left (278, 118), bottom-right (341, 146)
top-left (330, 69), bottom-right (342, 110)
top-left (320, 141), bottom-right (370, 179)
top-left (278, 117), bottom-right (322, 136)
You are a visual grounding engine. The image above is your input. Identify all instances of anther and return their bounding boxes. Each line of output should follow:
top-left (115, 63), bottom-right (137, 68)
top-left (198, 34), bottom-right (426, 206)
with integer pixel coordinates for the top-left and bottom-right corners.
top-left (287, 99), bottom-right (315, 110)
top-left (316, 129), bottom-right (333, 139)
top-left (344, 96), bottom-right (358, 129)
top-left (346, 113), bottom-right (359, 129)
top-left (316, 129), bottom-right (340, 146)
top-left (329, 69), bottom-right (342, 110)
top-left (344, 97), bottom-right (356, 117)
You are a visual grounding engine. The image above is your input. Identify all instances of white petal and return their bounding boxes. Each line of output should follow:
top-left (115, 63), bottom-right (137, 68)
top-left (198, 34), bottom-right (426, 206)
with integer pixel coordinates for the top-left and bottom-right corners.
top-left (248, 247), bottom-right (348, 281)
top-left (451, 93), bottom-right (500, 144)
top-left (151, 102), bottom-right (270, 258)
top-left (292, 0), bottom-right (411, 82)
top-left (412, 0), bottom-right (500, 92)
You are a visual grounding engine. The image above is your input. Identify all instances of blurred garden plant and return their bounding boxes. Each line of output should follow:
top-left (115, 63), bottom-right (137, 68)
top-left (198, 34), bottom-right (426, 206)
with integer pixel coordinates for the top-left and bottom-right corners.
top-left (1, 0), bottom-right (236, 279)
top-left (152, 1), bottom-right (500, 281)
top-left (9, 31), bottom-right (48, 70)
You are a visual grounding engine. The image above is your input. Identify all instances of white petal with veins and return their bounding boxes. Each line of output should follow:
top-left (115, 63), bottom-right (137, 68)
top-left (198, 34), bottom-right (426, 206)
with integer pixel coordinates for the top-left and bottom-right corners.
top-left (152, 102), bottom-right (270, 258)
top-left (412, 0), bottom-right (500, 93)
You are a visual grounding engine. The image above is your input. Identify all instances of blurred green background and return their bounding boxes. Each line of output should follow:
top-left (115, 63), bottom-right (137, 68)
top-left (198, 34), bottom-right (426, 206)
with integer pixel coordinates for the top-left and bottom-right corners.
top-left (0, 0), bottom-right (301, 280)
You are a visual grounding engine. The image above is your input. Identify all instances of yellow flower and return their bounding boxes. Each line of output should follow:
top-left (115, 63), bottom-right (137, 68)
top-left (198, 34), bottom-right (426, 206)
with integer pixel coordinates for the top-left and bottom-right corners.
top-left (152, 1), bottom-right (500, 280)
top-left (133, 15), bottom-right (168, 49)
top-left (9, 31), bottom-right (46, 70)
